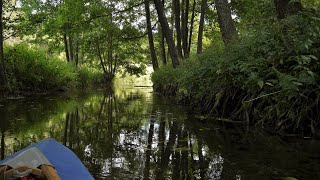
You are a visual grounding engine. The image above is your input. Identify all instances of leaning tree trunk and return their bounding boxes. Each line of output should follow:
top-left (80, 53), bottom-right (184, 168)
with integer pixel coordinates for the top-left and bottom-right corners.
top-left (173, 0), bottom-right (183, 58)
top-left (188, 0), bottom-right (196, 56)
top-left (182, 0), bottom-right (189, 57)
top-left (160, 0), bottom-right (167, 65)
top-left (215, 0), bottom-right (238, 45)
top-left (154, 0), bottom-right (180, 68)
top-left (274, 0), bottom-right (302, 19)
top-left (197, 0), bottom-right (207, 54)
top-left (145, 0), bottom-right (159, 70)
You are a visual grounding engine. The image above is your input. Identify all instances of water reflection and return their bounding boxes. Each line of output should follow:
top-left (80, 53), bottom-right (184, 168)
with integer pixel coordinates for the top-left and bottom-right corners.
top-left (0, 88), bottom-right (319, 179)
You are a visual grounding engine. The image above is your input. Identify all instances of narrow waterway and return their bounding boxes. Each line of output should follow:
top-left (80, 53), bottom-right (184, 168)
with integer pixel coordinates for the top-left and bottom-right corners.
top-left (0, 86), bottom-right (319, 179)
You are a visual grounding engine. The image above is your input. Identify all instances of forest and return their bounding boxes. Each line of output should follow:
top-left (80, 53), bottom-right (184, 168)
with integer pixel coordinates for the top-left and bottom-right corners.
top-left (0, 0), bottom-right (319, 137)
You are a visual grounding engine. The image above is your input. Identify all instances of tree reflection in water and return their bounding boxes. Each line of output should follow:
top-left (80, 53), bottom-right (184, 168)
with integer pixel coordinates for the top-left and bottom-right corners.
top-left (0, 88), bottom-right (319, 179)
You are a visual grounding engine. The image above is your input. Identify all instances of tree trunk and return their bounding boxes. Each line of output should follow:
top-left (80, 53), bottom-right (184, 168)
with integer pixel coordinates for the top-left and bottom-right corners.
top-left (145, 0), bottom-right (159, 70)
top-left (0, 0), bottom-right (6, 92)
top-left (160, 0), bottom-right (167, 65)
top-left (173, 0), bottom-right (183, 58)
top-left (170, 0), bottom-right (175, 35)
top-left (154, 0), bottom-right (180, 68)
top-left (181, 0), bottom-right (186, 56)
top-left (197, 0), bottom-right (207, 54)
top-left (96, 43), bottom-right (107, 75)
top-left (159, 26), bottom-right (167, 65)
top-left (69, 36), bottom-right (74, 62)
top-left (63, 34), bottom-right (70, 62)
top-left (75, 37), bottom-right (79, 66)
top-left (215, 0), bottom-right (238, 45)
top-left (107, 35), bottom-right (115, 81)
top-left (182, 0), bottom-right (189, 57)
top-left (274, 0), bottom-right (302, 19)
top-left (188, 0), bottom-right (196, 56)
top-left (112, 54), bottom-right (117, 78)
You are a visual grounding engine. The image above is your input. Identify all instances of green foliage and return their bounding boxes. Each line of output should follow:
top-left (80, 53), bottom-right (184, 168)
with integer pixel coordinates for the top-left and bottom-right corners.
top-left (17, 0), bottom-right (148, 82)
top-left (152, 8), bottom-right (320, 135)
top-left (77, 65), bottom-right (104, 86)
top-left (152, 65), bottom-right (179, 88)
top-left (5, 44), bottom-right (101, 91)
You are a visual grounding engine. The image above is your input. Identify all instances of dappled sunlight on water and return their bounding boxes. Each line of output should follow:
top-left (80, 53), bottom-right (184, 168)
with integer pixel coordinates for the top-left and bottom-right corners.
top-left (0, 87), bottom-right (320, 179)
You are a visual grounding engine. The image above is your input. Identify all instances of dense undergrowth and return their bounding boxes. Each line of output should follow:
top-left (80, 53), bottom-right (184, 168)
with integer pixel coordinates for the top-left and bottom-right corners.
top-left (5, 44), bottom-right (103, 92)
top-left (152, 9), bottom-right (320, 136)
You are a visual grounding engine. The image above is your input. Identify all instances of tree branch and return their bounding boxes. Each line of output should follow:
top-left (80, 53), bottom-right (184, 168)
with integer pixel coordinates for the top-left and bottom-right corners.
top-left (114, 1), bottom-right (146, 14)
top-left (121, 21), bottom-right (158, 40)
top-left (87, 0), bottom-right (147, 23)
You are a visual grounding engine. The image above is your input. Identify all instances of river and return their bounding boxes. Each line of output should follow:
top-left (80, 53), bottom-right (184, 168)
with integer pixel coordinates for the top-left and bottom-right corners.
top-left (0, 86), bottom-right (319, 180)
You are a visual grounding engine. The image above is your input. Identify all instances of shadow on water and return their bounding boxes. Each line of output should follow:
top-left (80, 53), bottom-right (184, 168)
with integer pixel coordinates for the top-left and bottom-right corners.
top-left (0, 87), bottom-right (320, 179)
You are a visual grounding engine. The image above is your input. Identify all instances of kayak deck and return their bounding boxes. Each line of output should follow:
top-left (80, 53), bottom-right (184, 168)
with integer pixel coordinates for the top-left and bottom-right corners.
top-left (0, 138), bottom-right (94, 180)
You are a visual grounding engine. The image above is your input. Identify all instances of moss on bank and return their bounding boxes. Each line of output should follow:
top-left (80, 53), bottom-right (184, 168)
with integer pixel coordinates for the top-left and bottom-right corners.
top-left (152, 11), bottom-right (320, 136)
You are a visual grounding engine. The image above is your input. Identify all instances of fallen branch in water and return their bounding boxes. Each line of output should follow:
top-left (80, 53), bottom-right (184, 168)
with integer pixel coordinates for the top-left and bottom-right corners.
top-left (195, 116), bottom-right (245, 124)
top-left (243, 91), bottom-right (282, 103)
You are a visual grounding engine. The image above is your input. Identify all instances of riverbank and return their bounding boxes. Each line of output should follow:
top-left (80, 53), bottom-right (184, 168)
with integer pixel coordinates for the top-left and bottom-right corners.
top-left (152, 12), bottom-right (320, 137)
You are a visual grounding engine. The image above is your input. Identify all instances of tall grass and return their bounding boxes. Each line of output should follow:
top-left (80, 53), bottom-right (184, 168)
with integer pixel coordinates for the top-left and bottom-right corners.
top-left (5, 44), bottom-right (102, 92)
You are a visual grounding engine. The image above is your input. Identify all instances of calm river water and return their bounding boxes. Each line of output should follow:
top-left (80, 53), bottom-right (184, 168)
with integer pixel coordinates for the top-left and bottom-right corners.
top-left (0, 86), bottom-right (319, 180)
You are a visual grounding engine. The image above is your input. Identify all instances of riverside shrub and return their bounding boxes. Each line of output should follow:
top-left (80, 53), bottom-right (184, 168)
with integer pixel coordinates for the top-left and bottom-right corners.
top-left (5, 44), bottom-right (101, 91)
top-left (152, 9), bottom-right (320, 135)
